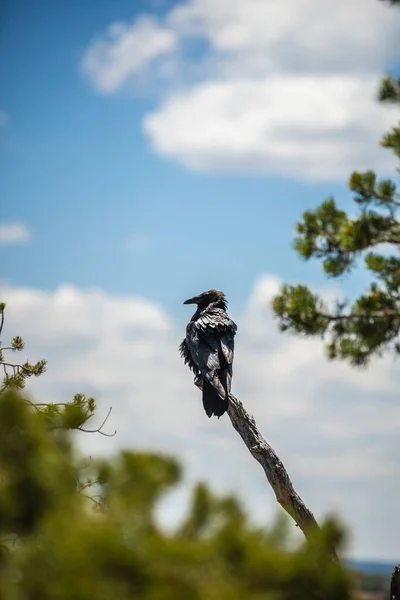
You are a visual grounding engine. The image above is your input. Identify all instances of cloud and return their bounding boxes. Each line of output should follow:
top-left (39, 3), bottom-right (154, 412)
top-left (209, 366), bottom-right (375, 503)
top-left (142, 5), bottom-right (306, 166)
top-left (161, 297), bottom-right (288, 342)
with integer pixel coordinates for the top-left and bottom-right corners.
top-left (0, 222), bottom-right (31, 245)
top-left (143, 75), bottom-right (396, 181)
top-left (1, 278), bottom-right (399, 559)
top-left (167, 0), bottom-right (398, 75)
top-left (81, 0), bottom-right (400, 181)
top-left (82, 0), bottom-right (399, 91)
top-left (81, 16), bottom-right (178, 94)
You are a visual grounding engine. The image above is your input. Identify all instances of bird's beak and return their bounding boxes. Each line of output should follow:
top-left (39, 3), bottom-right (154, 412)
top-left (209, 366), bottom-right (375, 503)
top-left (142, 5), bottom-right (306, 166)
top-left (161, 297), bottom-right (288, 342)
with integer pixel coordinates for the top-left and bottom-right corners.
top-left (184, 296), bottom-right (198, 305)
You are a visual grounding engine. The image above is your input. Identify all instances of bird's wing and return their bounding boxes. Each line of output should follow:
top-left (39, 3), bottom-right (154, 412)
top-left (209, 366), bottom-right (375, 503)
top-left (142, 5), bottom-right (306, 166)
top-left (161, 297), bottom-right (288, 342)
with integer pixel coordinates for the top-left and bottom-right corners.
top-left (194, 309), bottom-right (237, 381)
top-left (220, 329), bottom-right (235, 366)
top-left (186, 329), bottom-right (220, 381)
top-left (196, 309), bottom-right (237, 365)
top-left (179, 338), bottom-right (199, 375)
top-left (185, 310), bottom-right (237, 398)
top-left (196, 308), bottom-right (237, 335)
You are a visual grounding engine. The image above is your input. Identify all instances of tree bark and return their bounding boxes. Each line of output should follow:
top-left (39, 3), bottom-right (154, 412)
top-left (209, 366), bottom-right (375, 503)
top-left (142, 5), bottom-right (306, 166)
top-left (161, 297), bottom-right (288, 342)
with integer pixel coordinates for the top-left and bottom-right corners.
top-left (194, 381), bottom-right (338, 560)
top-left (227, 393), bottom-right (320, 537)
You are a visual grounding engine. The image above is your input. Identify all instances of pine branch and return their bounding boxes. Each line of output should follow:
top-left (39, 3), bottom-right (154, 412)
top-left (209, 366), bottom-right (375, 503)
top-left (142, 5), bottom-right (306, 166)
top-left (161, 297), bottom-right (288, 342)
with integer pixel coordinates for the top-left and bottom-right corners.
top-left (2, 362), bottom-right (35, 375)
top-left (77, 407), bottom-right (116, 437)
top-left (194, 379), bottom-right (338, 561)
top-left (318, 308), bottom-right (400, 321)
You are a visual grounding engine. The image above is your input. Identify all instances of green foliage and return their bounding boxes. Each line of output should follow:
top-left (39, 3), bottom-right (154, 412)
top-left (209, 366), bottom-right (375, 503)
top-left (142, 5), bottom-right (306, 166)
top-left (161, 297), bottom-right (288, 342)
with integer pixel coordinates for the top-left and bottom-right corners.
top-left (0, 391), bottom-right (76, 536)
top-left (272, 75), bottom-right (400, 366)
top-left (0, 302), bottom-right (112, 434)
top-left (379, 76), bottom-right (400, 105)
top-left (0, 389), bottom-right (353, 600)
top-left (0, 302), bottom-right (47, 393)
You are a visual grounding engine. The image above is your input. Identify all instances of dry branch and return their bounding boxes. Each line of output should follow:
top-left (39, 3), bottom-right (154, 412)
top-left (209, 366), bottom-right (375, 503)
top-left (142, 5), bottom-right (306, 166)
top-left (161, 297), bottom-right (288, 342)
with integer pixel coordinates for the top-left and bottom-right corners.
top-left (194, 379), bottom-right (338, 560)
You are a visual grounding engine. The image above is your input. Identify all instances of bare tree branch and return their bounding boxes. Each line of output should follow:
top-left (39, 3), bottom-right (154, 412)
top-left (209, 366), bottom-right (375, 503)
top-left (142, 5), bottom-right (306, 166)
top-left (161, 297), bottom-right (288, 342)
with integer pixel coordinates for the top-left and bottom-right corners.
top-left (194, 379), bottom-right (338, 560)
top-left (23, 398), bottom-right (41, 411)
top-left (2, 363), bottom-right (34, 375)
top-left (77, 479), bottom-right (100, 493)
top-left (80, 493), bottom-right (103, 508)
top-left (77, 407), bottom-right (116, 437)
top-left (227, 395), bottom-right (322, 539)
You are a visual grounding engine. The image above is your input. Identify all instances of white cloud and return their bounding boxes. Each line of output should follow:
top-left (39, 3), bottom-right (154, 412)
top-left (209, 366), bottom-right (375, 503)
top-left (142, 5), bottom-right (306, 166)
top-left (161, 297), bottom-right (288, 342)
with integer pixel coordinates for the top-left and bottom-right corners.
top-left (167, 0), bottom-right (398, 75)
top-left (81, 16), bottom-right (178, 94)
top-left (1, 278), bottom-right (399, 560)
top-left (81, 0), bottom-right (400, 181)
top-left (143, 75), bottom-right (397, 181)
top-left (0, 222), bottom-right (31, 245)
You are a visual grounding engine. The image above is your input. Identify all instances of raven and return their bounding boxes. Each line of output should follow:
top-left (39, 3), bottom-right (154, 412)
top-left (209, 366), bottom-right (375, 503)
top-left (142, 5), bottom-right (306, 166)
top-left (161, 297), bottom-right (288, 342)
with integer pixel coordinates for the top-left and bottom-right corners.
top-left (179, 290), bottom-right (237, 418)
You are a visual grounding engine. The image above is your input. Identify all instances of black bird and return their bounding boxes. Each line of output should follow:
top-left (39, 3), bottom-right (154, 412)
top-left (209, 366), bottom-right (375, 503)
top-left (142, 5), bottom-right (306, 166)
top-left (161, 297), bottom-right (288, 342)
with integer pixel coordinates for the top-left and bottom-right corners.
top-left (179, 290), bottom-right (237, 418)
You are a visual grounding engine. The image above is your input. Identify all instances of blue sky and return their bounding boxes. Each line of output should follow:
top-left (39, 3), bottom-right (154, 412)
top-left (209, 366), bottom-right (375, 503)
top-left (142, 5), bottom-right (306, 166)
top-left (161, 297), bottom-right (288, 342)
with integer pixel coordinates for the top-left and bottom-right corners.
top-left (1, 0), bottom-right (394, 315)
top-left (1, 0), bottom-right (400, 561)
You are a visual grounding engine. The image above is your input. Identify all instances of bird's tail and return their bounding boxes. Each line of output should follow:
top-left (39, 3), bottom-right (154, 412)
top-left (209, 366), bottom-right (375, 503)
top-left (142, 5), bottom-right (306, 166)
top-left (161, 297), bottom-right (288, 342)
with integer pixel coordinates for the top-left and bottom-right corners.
top-left (202, 379), bottom-right (229, 418)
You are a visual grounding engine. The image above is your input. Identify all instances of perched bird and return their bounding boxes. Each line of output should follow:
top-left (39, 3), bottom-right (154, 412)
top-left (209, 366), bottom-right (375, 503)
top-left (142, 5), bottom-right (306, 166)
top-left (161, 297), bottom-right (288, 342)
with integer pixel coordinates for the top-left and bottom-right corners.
top-left (179, 290), bottom-right (237, 418)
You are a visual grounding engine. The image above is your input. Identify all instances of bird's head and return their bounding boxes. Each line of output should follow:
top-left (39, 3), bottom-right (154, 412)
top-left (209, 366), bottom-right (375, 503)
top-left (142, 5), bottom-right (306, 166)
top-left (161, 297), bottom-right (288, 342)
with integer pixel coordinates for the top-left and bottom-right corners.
top-left (184, 289), bottom-right (227, 310)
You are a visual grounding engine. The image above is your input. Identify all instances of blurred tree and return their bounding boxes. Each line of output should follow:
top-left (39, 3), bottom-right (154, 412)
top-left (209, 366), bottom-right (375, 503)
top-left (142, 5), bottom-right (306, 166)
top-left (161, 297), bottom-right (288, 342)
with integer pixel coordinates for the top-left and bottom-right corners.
top-left (0, 301), bottom-right (354, 597)
top-left (0, 389), bottom-right (353, 600)
top-left (271, 74), bottom-right (400, 366)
